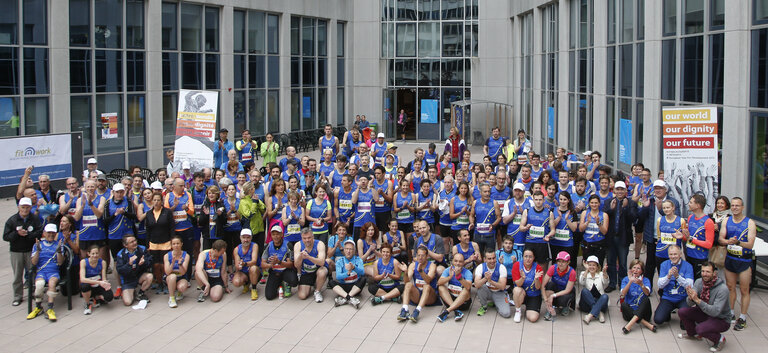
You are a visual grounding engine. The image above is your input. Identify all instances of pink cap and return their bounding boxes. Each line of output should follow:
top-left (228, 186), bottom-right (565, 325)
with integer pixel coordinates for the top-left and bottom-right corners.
top-left (556, 251), bottom-right (571, 262)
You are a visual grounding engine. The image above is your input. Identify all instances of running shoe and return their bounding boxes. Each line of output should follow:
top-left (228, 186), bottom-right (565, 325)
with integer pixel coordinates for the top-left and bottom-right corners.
top-left (544, 310), bottom-right (553, 321)
top-left (242, 286), bottom-right (249, 294)
top-left (313, 290), bottom-right (323, 303)
top-left (583, 314), bottom-right (592, 324)
top-left (487, 301), bottom-right (495, 308)
top-left (677, 333), bottom-right (702, 341)
top-left (114, 287), bottom-right (122, 298)
top-left (26, 306), bottom-right (42, 320)
top-left (46, 308), bottom-right (57, 322)
top-left (598, 312), bottom-right (605, 323)
top-left (252, 289), bottom-right (260, 301)
top-left (734, 318), bottom-right (747, 331)
top-left (92, 298), bottom-right (101, 308)
top-left (454, 310), bottom-right (465, 321)
top-left (83, 302), bottom-right (92, 315)
top-left (12, 300), bottom-right (21, 306)
top-left (392, 296), bottom-right (402, 304)
top-left (477, 305), bottom-right (487, 316)
top-left (176, 292), bottom-right (184, 301)
top-left (397, 308), bottom-right (409, 321)
top-left (437, 309), bottom-right (449, 323)
top-left (513, 310), bottom-right (522, 323)
top-left (197, 292), bottom-right (206, 302)
top-left (137, 290), bottom-right (150, 303)
top-left (409, 309), bottom-right (420, 323)
top-left (371, 296), bottom-right (383, 305)
top-left (710, 337), bottom-right (726, 352)
top-left (168, 297), bottom-right (178, 308)
top-left (334, 296), bottom-right (347, 307)
top-left (561, 306), bottom-right (571, 316)
top-left (349, 297), bottom-right (361, 309)
top-left (283, 284), bottom-right (292, 298)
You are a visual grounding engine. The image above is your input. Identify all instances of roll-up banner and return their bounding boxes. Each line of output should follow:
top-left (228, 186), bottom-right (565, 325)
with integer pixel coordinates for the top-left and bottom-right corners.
top-left (174, 90), bottom-right (219, 172)
top-left (662, 106), bottom-right (719, 216)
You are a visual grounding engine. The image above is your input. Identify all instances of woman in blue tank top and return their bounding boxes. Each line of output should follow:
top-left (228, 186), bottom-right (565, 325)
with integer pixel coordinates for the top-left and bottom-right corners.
top-left (306, 187), bottom-right (332, 243)
top-left (222, 184), bottom-right (242, 266)
top-left (80, 244), bottom-right (114, 314)
top-left (578, 195), bottom-right (609, 265)
top-left (75, 180), bottom-right (106, 244)
top-left (383, 219), bottom-right (407, 264)
top-left (551, 192), bottom-right (578, 269)
top-left (450, 182), bottom-right (472, 242)
top-left (415, 180), bottom-right (436, 228)
top-left (164, 236), bottom-right (190, 307)
top-left (452, 229), bottom-right (480, 271)
top-left (393, 179), bottom-right (416, 235)
top-left (281, 191), bottom-right (305, 244)
top-left (369, 244), bottom-right (404, 305)
top-left (655, 200), bottom-right (685, 271)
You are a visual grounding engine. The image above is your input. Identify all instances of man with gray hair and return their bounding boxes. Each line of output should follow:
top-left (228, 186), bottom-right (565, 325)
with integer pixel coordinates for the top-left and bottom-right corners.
top-left (3, 197), bottom-right (44, 306)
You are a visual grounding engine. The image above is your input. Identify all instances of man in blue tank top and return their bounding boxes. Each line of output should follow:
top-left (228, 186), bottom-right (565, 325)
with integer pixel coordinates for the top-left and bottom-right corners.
top-left (261, 225), bottom-right (299, 300)
top-left (293, 228), bottom-right (327, 303)
top-left (412, 220), bottom-right (446, 273)
top-left (437, 253), bottom-right (473, 322)
top-left (473, 249), bottom-right (510, 318)
top-left (483, 127), bottom-right (507, 167)
top-left (398, 246), bottom-right (438, 322)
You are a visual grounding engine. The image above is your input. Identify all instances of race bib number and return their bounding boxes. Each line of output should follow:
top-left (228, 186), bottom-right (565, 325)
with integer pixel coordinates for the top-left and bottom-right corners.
top-left (686, 238), bottom-right (697, 249)
top-left (194, 204), bottom-right (203, 213)
top-left (358, 202), bottom-right (371, 213)
top-left (513, 214), bottom-right (522, 225)
top-left (727, 244), bottom-right (743, 256)
top-left (205, 268), bottom-right (221, 277)
top-left (344, 272), bottom-right (358, 283)
top-left (287, 224), bottom-right (300, 234)
top-left (339, 199), bottom-right (353, 210)
top-left (312, 221), bottom-right (325, 230)
top-left (375, 195), bottom-right (386, 208)
top-left (660, 232), bottom-right (676, 245)
top-left (380, 277), bottom-right (395, 287)
top-left (495, 200), bottom-right (506, 208)
top-left (88, 275), bottom-right (100, 287)
top-left (242, 152), bottom-right (252, 161)
top-left (82, 215), bottom-right (98, 227)
top-left (173, 210), bottom-right (187, 223)
top-left (397, 209), bottom-right (411, 220)
top-left (476, 223), bottom-right (491, 233)
top-left (448, 284), bottom-right (463, 296)
top-left (303, 263), bottom-right (317, 273)
top-left (554, 229), bottom-right (570, 241)
top-left (226, 213), bottom-right (239, 226)
top-left (414, 278), bottom-right (426, 289)
top-left (457, 215), bottom-right (470, 225)
top-left (529, 225), bottom-right (545, 239)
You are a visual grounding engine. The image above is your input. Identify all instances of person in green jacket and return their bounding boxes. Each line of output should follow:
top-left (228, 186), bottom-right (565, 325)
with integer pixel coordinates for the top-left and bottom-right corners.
top-left (239, 182), bottom-right (267, 254)
top-left (260, 133), bottom-right (280, 165)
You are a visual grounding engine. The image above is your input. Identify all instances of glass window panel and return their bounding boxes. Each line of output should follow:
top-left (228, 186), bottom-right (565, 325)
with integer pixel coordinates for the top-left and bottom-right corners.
top-left (337, 22), bottom-right (345, 57)
top-left (162, 93), bottom-right (177, 145)
top-left (442, 22), bottom-right (462, 57)
top-left (637, 0), bottom-right (645, 39)
top-left (94, 0), bottom-right (121, 48)
top-left (290, 89), bottom-right (299, 131)
top-left (711, 0), bottom-right (724, 29)
top-left (442, 0), bottom-right (463, 20)
top-left (0, 97), bottom-right (18, 136)
top-left (681, 36), bottom-right (703, 102)
top-left (162, 52), bottom-right (178, 91)
top-left (442, 59), bottom-right (463, 86)
top-left (684, 0), bottom-right (704, 34)
top-left (205, 7), bottom-right (219, 52)
top-left (750, 114), bottom-right (768, 221)
top-left (69, 0), bottom-right (89, 46)
top-left (127, 94), bottom-right (145, 149)
top-left (418, 0), bottom-right (438, 20)
top-left (302, 58), bottom-right (315, 86)
top-left (249, 11), bottom-right (265, 54)
top-left (387, 23), bottom-right (395, 58)
top-left (249, 90), bottom-right (265, 136)
top-left (267, 90), bottom-right (279, 132)
top-left (233, 90), bottom-right (246, 134)
top-left (302, 18), bottom-right (314, 57)
top-left (95, 95), bottom-right (123, 153)
top-left (606, 98), bottom-right (615, 164)
top-left (0, 1), bottom-right (17, 45)
top-left (337, 87), bottom-right (344, 126)
top-left (126, 0), bottom-right (144, 48)
top-left (394, 59), bottom-right (416, 86)
top-left (23, 0), bottom-right (46, 45)
top-left (756, 0), bottom-right (768, 24)
top-left (751, 28), bottom-right (768, 108)
top-left (249, 55), bottom-right (265, 88)
top-left (635, 101), bottom-right (643, 163)
top-left (162, 2), bottom-right (177, 50)
top-left (267, 14), bottom-right (279, 54)
top-left (318, 58), bottom-right (326, 86)
top-left (465, 58), bottom-right (471, 85)
top-left (181, 53), bottom-right (201, 89)
top-left (418, 22), bottom-right (439, 57)
top-left (318, 20), bottom-right (327, 57)
top-left (318, 88), bottom-right (327, 127)
top-left (23, 48), bottom-right (47, 94)
top-left (128, 151), bottom-right (146, 169)
top-left (233, 10), bottom-right (245, 53)
top-left (396, 23), bottom-right (416, 57)
top-left (268, 55), bottom-right (279, 88)
top-left (606, 47), bottom-right (615, 95)
top-left (579, 49), bottom-right (587, 93)
top-left (418, 59), bottom-right (439, 86)
top-left (291, 57), bottom-right (299, 87)
top-left (663, 0), bottom-right (677, 36)
top-left (337, 58), bottom-right (345, 86)
top-left (709, 33), bottom-right (724, 104)
top-left (126, 51), bottom-right (145, 92)
top-left (96, 153), bottom-right (124, 172)
top-left (661, 39), bottom-right (676, 100)
top-left (619, 44), bottom-right (632, 96)
top-left (205, 54), bottom-right (218, 89)
top-left (233, 55), bottom-right (245, 89)
top-left (180, 3), bottom-right (202, 51)
top-left (291, 17), bottom-right (300, 56)
top-left (302, 88), bottom-right (315, 130)
top-left (607, 0), bottom-right (616, 44)
top-left (24, 97), bottom-right (48, 135)
top-left (69, 49), bottom-right (90, 94)
top-left (636, 43), bottom-right (644, 97)
top-left (397, 0), bottom-right (417, 21)
top-left (70, 96), bottom-right (91, 153)
top-left (621, 0), bottom-right (633, 42)
top-left (95, 50), bottom-right (122, 92)
top-left (381, 23), bottom-right (387, 57)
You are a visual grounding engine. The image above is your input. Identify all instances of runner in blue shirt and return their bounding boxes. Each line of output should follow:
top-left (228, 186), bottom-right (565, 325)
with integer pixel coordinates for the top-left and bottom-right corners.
top-left (164, 236), bottom-right (190, 308)
top-left (368, 243), bottom-right (405, 305)
top-left (398, 246), bottom-right (438, 322)
top-left (331, 240), bottom-right (366, 309)
top-left (620, 259), bottom-right (655, 334)
top-left (437, 253), bottom-right (473, 322)
top-left (27, 224), bottom-right (64, 321)
top-left (293, 228), bottom-right (327, 303)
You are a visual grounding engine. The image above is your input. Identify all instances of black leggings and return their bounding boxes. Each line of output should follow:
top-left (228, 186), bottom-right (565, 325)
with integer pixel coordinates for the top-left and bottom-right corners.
top-left (264, 268), bottom-right (299, 300)
top-left (544, 281), bottom-right (575, 309)
top-left (79, 284), bottom-right (114, 302)
top-left (621, 296), bottom-right (652, 322)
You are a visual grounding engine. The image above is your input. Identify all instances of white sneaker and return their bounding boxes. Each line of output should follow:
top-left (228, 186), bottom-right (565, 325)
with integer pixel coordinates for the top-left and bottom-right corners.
top-left (314, 290), bottom-right (324, 303)
top-left (168, 297), bottom-right (178, 308)
top-left (598, 312), bottom-right (605, 323)
top-left (349, 297), bottom-right (361, 309)
top-left (83, 303), bottom-right (92, 315)
top-left (513, 310), bottom-right (522, 323)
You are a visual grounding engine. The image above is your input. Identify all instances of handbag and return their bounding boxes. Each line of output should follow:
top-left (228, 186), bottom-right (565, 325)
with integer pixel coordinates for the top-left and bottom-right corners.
top-left (709, 245), bottom-right (727, 268)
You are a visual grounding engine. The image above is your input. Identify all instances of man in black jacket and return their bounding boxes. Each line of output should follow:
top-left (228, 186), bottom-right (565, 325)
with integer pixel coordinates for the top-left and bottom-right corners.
top-left (603, 181), bottom-right (637, 292)
top-left (3, 197), bottom-right (43, 306)
top-left (115, 234), bottom-right (153, 306)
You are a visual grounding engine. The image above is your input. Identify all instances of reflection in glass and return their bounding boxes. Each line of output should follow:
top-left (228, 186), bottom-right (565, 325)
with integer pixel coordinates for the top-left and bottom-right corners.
top-left (23, 0), bottom-right (46, 45)
top-left (126, 0), bottom-right (144, 48)
top-left (181, 3), bottom-right (202, 52)
top-left (205, 7), bottom-right (219, 51)
top-left (233, 10), bottom-right (245, 53)
top-left (709, 33), bottom-right (724, 104)
top-left (0, 47), bottom-right (18, 95)
top-left (69, 0), bottom-right (89, 46)
top-left (205, 54), bottom-right (219, 89)
top-left (418, 22), bottom-right (440, 57)
top-left (249, 90), bottom-right (265, 136)
top-left (396, 23), bottom-right (416, 57)
top-left (684, 0), bottom-right (704, 34)
top-left (442, 22), bottom-right (462, 57)
top-left (126, 51), bottom-right (145, 92)
top-left (94, 0), bottom-right (121, 48)
top-left (95, 50), bottom-right (122, 93)
top-left (162, 2), bottom-right (177, 50)
top-left (162, 52), bottom-right (178, 91)
top-left (24, 97), bottom-right (48, 135)
top-left (181, 53), bottom-right (202, 89)
top-left (682, 36), bottom-right (703, 102)
top-left (268, 90), bottom-right (279, 132)
top-left (71, 96), bottom-right (92, 153)
top-left (127, 95), bottom-right (145, 149)
top-left (249, 11), bottom-right (265, 54)
top-left (268, 14), bottom-right (279, 54)
top-left (233, 90), bottom-right (246, 134)
top-left (162, 93), bottom-right (178, 145)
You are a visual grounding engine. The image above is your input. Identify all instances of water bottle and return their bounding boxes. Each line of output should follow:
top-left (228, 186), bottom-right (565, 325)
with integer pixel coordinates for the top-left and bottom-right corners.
top-left (278, 286), bottom-right (284, 299)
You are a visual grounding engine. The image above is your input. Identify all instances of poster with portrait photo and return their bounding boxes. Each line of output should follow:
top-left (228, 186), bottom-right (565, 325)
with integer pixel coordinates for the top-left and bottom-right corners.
top-left (174, 90), bottom-right (218, 171)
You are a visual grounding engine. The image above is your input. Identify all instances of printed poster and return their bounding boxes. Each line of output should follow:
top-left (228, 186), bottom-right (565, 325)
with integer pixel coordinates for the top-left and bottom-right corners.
top-left (662, 106), bottom-right (719, 216)
top-left (0, 134), bottom-right (72, 187)
top-left (619, 119), bottom-right (632, 165)
top-left (100, 112), bottom-right (118, 139)
top-left (174, 90), bottom-right (218, 171)
top-left (420, 99), bottom-right (438, 124)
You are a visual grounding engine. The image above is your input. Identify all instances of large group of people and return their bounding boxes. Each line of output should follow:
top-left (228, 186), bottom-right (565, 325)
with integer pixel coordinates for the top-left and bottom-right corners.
top-left (4, 124), bottom-right (758, 352)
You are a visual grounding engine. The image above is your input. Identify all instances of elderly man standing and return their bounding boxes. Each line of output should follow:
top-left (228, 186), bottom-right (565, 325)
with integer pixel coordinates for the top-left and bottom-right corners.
top-left (3, 197), bottom-right (43, 306)
top-left (677, 262), bottom-right (730, 352)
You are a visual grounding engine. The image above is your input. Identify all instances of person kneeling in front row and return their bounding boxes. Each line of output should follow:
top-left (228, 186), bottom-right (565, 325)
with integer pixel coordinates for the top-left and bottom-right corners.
top-left (331, 240), bottom-right (366, 308)
top-left (398, 245), bottom-right (438, 322)
top-left (677, 261), bottom-right (730, 352)
top-left (80, 243), bottom-right (114, 315)
top-left (437, 253), bottom-right (473, 322)
top-left (475, 249), bottom-right (511, 319)
top-left (653, 245), bottom-right (693, 328)
top-left (195, 239), bottom-right (230, 303)
top-left (542, 251), bottom-right (577, 321)
top-left (511, 249), bottom-right (544, 323)
top-left (116, 234), bottom-right (153, 306)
